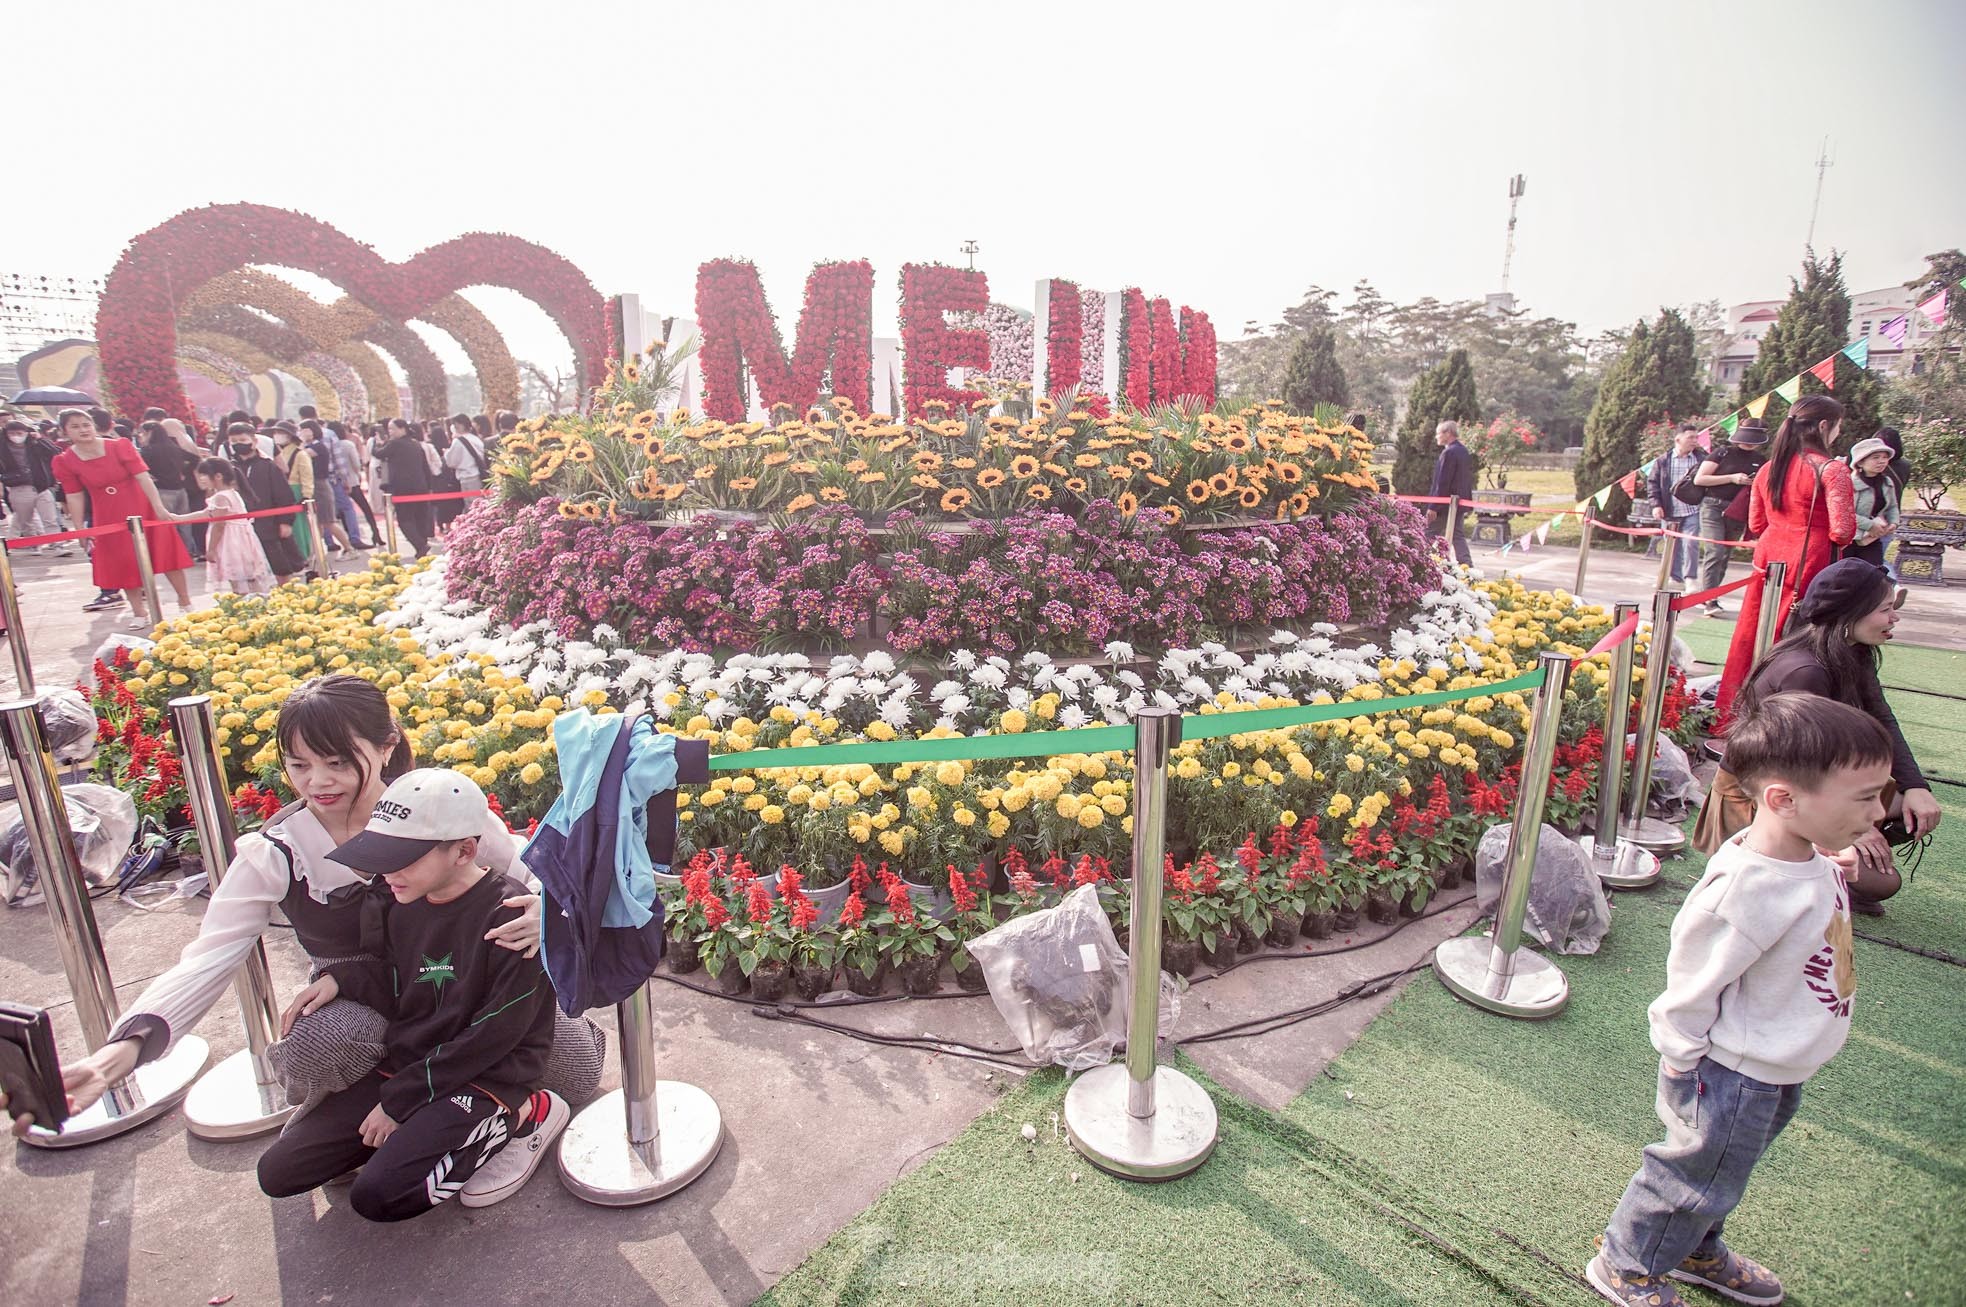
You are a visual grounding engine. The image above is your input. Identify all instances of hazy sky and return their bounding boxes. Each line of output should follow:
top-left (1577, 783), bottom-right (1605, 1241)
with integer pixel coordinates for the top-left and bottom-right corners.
top-left (12, 0), bottom-right (1964, 375)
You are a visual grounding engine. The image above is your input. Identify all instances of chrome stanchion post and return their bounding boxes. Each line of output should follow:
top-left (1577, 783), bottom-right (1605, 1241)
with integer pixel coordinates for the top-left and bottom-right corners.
top-left (1432, 652), bottom-right (1573, 1018)
top-left (1620, 588), bottom-right (1687, 856)
top-left (1, 699), bottom-right (207, 1147)
top-left (125, 515), bottom-right (163, 629)
top-left (1655, 522), bottom-right (1674, 592)
top-left (558, 981), bottom-right (723, 1206)
top-left (171, 695), bottom-right (295, 1139)
top-left (1573, 505), bottom-right (1595, 597)
top-left (383, 494), bottom-right (400, 558)
top-left (1582, 603), bottom-right (1660, 889)
top-left (304, 498), bottom-right (332, 577)
top-left (1753, 561), bottom-right (1789, 664)
top-left (0, 544), bottom-right (34, 695)
top-left (1065, 708), bottom-right (1217, 1180)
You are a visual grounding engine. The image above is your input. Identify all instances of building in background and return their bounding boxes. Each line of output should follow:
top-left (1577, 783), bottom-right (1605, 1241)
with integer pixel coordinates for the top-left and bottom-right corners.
top-left (1712, 280), bottom-right (1955, 392)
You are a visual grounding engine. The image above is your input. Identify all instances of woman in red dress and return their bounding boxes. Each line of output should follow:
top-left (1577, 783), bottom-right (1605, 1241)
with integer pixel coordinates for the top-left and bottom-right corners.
top-left (1714, 394), bottom-right (1856, 725)
top-left (50, 408), bottom-right (195, 629)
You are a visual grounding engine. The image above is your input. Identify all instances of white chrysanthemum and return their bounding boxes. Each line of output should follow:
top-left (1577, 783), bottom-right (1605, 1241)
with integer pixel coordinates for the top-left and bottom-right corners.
top-left (703, 698), bottom-right (736, 723)
top-left (948, 649), bottom-right (978, 671)
top-left (941, 693), bottom-right (972, 718)
top-left (1058, 704), bottom-right (1090, 729)
top-left (970, 664), bottom-right (1008, 690)
top-left (879, 693), bottom-right (914, 728)
top-left (1092, 684), bottom-right (1121, 708)
top-left (860, 651), bottom-right (895, 676)
top-left (1005, 687), bottom-right (1033, 710)
top-left (1115, 670), bottom-right (1145, 690)
top-left (1102, 640), bottom-right (1135, 663)
top-left (1019, 650), bottom-right (1053, 668)
top-left (930, 679), bottom-right (961, 702)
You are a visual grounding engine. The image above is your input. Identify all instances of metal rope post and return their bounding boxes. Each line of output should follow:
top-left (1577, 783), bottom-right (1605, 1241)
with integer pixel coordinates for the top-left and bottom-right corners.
top-left (1655, 522), bottom-right (1674, 592)
top-left (1065, 707), bottom-right (1217, 1180)
top-left (1581, 603), bottom-right (1659, 889)
top-left (0, 544), bottom-right (33, 695)
top-left (1446, 497), bottom-right (1463, 565)
top-left (1753, 561), bottom-right (1789, 664)
top-left (1573, 505), bottom-right (1595, 597)
top-left (1, 699), bottom-right (207, 1147)
top-left (1621, 588), bottom-right (1687, 855)
top-left (171, 695), bottom-right (294, 1138)
top-left (126, 515), bottom-right (163, 628)
top-left (304, 498), bottom-right (332, 577)
top-left (383, 493), bottom-right (399, 558)
top-left (558, 980), bottom-right (724, 1206)
top-left (1432, 652), bottom-right (1573, 1018)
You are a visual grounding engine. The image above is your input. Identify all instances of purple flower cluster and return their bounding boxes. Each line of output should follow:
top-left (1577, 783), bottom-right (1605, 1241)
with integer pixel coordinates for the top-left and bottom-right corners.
top-left (442, 495), bottom-right (1438, 656)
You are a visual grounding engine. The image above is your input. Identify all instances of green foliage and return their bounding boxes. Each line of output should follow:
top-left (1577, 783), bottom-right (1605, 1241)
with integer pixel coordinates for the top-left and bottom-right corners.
top-left (1905, 416), bottom-right (1966, 510)
top-left (1882, 250), bottom-right (1966, 446)
top-left (1391, 349), bottom-right (1480, 494)
top-left (1279, 326), bottom-right (1351, 414)
top-left (1739, 252), bottom-right (1881, 444)
top-left (1574, 310), bottom-right (1709, 525)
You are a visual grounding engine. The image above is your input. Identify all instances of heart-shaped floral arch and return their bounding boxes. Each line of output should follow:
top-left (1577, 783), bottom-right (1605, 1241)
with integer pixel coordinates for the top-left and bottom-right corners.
top-left (97, 203), bottom-right (606, 423)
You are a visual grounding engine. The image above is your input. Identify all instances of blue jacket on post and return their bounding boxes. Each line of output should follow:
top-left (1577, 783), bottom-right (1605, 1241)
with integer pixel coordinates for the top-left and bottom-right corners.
top-left (521, 709), bottom-right (709, 1016)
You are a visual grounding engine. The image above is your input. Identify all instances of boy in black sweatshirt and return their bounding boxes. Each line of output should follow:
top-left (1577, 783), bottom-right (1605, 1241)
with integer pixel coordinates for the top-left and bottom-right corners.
top-left (257, 769), bottom-right (566, 1221)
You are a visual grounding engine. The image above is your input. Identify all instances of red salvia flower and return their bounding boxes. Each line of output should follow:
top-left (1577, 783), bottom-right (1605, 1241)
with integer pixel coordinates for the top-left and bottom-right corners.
top-left (949, 865), bottom-right (977, 914)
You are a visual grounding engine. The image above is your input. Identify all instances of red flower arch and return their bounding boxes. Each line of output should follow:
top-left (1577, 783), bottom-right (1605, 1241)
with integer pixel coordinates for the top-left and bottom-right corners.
top-left (96, 203), bottom-right (607, 422)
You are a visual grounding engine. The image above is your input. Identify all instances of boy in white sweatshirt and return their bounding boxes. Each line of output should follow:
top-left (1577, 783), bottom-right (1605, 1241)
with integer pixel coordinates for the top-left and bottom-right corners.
top-left (1587, 692), bottom-right (1894, 1307)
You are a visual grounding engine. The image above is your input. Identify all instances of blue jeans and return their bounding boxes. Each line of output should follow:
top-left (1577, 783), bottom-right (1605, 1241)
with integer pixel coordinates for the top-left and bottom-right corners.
top-left (1670, 514), bottom-right (1700, 582)
top-left (1601, 1058), bottom-right (1803, 1277)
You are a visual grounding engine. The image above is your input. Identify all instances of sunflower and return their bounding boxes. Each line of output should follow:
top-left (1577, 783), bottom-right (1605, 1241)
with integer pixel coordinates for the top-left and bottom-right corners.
top-left (1160, 503), bottom-right (1183, 524)
top-left (660, 482), bottom-right (688, 501)
top-left (1043, 462), bottom-right (1068, 477)
top-left (1074, 453), bottom-right (1102, 469)
top-left (1207, 473), bottom-right (1234, 498)
top-left (857, 471), bottom-right (888, 484)
top-left (1027, 483), bottom-right (1053, 502)
top-left (1009, 455), bottom-right (1040, 479)
top-left (1064, 477), bottom-right (1088, 495)
top-left (1056, 425), bottom-right (1076, 439)
top-left (660, 452), bottom-right (687, 465)
top-left (786, 492), bottom-right (817, 512)
top-left (1288, 492), bottom-right (1312, 516)
top-left (1277, 462), bottom-right (1303, 484)
top-left (790, 460), bottom-right (819, 475)
top-left (818, 486), bottom-right (848, 503)
top-left (729, 476), bottom-right (759, 492)
top-left (910, 474), bottom-right (943, 490)
top-left (529, 452), bottom-right (565, 484)
top-left (761, 451), bottom-right (791, 467)
top-left (1104, 464), bottom-right (1131, 480)
top-left (1222, 432), bottom-right (1253, 454)
top-left (557, 502), bottom-right (581, 519)
top-left (1146, 472), bottom-right (1172, 488)
top-left (844, 458), bottom-right (870, 474)
top-left (1116, 491), bottom-right (1140, 516)
top-left (977, 467), bottom-right (1008, 489)
top-left (694, 463), bottom-right (718, 480)
top-left (1238, 486), bottom-right (1263, 509)
top-left (576, 501), bottom-right (605, 520)
top-left (1184, 479), bottom-right (1210, 504)
top-left (830, 394), bottom-right (856, 411)
top-left (567, 441), bottom-right (596, 464)
top-left (939, 488), bottom-right (973, 513)
top-left (1035, 397), bottom-right (1059, 416)
top-left (923, 399), bottom-right (949, 413)
top-left (912, 450), bottom-right (944, 472)
top-left (951, 456), bottom-right (978, 470)
top-left (1126, 450), bottom-right (1154, 470)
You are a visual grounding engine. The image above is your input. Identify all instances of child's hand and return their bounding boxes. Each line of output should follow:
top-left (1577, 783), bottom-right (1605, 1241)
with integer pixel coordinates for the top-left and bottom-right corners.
top-left (281, 974), bottom-right (340, 1035)
top-left (359, 1104), bottom-right (398, 1148)
top-left (487, 894), bottom-right (543, 958)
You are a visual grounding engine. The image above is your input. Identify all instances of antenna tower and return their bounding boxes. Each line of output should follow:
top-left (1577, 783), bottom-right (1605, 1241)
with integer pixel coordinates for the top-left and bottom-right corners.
top-left (1805, 138), bottom-right (1833, 251)
top-left (1500, 174), bottom-right (1527, 292)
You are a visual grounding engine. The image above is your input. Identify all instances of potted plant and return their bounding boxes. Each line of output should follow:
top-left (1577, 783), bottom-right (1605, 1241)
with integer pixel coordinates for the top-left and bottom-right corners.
top-left (737, 874), bottom-right (794, 1003)
top-left (1159, 855), bottom-right (1203, 977)
top-left (1186, 852), bottom-right (1239, 970)
top-left (779, 866), bottom-right (837, 1000)
top-left (944, 865), bottom-right (997, 994)
top-left (660, 853), bottom-right (719, 974)
top-left (1228, 833), bottom-right (1274, 952)
top-left (695, 889), bottom-right (748, 996)
top-left (876, 866), bottom-right (953, 997)
top-left (836, 889), bottom-right (886, 996)
top-left (1251, 826), bottom-right (1312, 947)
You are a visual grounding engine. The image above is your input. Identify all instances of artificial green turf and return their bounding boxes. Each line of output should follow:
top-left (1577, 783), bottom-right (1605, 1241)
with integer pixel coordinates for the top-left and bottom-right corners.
top-left (766, 632), bottom-right (1966, 1307)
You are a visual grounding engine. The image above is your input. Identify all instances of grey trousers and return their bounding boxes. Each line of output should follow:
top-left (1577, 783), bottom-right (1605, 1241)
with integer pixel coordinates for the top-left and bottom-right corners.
top-left (1697, 497), bottom-right (1744, 594)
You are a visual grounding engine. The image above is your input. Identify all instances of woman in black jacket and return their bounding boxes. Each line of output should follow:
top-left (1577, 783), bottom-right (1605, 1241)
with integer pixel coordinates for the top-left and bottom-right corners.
top-left (1696, 559), bottom-right (1941, 913)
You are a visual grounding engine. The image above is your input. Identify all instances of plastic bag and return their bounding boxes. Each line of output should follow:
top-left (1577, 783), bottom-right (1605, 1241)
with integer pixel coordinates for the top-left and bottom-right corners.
top-left (36, 689), bottom-right (99, 768)
top-left (91, 633), bottom-right (156, 671)
top-left (1475, 823), bottom-right (1611, 956)
top-left (1685, 673), bottom-right (1721, 706)
top-left (1635, 730), bottom-right (1704, 815)
top-left (0, 783), bottom-right (138, 908)
top-left (964, 883), bottom-right (1180, 1072)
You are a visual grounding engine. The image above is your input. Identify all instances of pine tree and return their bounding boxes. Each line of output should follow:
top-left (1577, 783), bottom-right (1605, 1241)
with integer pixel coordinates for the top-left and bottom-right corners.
top-left (1575, 309), bottom-right (1710, 525)
top-left (1279, 326), bottom-right (1351, 414)
top-left (1739, 251), bottom-right (1881, 446)
top-left (1392, 349), bottom-right (1479, 494)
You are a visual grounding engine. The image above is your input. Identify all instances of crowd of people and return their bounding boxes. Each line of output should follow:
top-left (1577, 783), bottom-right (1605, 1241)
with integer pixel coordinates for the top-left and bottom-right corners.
top-left (0, 403), bottom-right (516, 629)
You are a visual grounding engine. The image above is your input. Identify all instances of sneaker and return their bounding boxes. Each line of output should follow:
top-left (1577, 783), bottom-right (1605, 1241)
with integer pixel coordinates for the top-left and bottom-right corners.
top-left (1586, 1252), bottom-right (1686, 1306)
top-left (459, 1090), bottom-right (569, 1208)
top-left (82, 592), bottom-right (122, 612)
top-left (1669, 1244), bottom-right (1784, 1305)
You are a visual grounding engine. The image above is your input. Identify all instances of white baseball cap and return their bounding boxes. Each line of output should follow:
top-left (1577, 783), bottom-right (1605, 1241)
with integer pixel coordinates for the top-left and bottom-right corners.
top-left (327, 768), bottom-right (490, 875)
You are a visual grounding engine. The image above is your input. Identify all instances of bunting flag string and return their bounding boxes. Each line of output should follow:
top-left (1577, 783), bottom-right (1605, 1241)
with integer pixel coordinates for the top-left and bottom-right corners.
top-left (1773, 375), bottom-right (1801, 404)
top-left (1618, 470), bottom-right (1638, 497)
top-left (1809, 356), bottom-right (1836, 389)
top-left (1919, 288), bottom-right (1948, 329)
top-left (1882, 314), bottom-right (1910, 349)
top-left (1843, 339), bottom-right (1869, 368)
top-left (1746, 393), bottom-right (1770, 419)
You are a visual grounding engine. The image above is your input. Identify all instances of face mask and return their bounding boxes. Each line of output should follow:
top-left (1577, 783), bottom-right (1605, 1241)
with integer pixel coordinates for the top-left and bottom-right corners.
top-left (232, 445), bottom-right (254, 458)
top-left (7, 433), bottom-right (25, 444)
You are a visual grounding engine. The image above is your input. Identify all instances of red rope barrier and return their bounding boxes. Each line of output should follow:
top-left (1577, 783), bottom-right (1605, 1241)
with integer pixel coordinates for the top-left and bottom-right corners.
top-left (387, 489), bottom-right (490, 504)
top-left (1670, 574), bottom-right (1756, 611)
top-left (4, 502), bottom-right (308, 551)
top-left (1585, 613), bottom-right (1641, 656)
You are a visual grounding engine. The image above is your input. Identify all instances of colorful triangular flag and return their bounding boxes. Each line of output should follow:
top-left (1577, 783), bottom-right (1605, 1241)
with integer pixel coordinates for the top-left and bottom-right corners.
top-left (1618, 470), bottom-right (1638, 497)
top-left (1918, 289), bottom-right (1948, 329)
top-left (1774, 376), bottom-right (1801, 404)
top-left (1809, 356), bottom-right (1836, 389)
top-left (1594, 486), bottom-right (1611, 508)
top-left (1842, 339), bottom-right (1869, 369)
top-left (1882, 314), bottom-right (1910, 349)
top-left (1746, 393), bottom-right (1770, 420)
top-left (1718, 413), bottom-right (1740, 436)
top-left (1535, 520), bottom-right (1552, 545)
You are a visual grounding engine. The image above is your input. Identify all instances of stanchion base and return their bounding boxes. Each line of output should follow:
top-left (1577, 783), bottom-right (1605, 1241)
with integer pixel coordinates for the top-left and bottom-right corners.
top-left (1063, 1064), bottom-right (1218, 1182)
top-left (1580, 836), bottom-right (1662, 890)
top-left (21, 1035), bottom-right (209, 1149)
top-left (1620, 816), bottom-right (1686, 856)
top-left (1432, 936), bottom-right (1569, 1019)
top-left (558, 1083), bottom-right (723, 1207)
top-left (184, 1048), bottom-right (295, 1140)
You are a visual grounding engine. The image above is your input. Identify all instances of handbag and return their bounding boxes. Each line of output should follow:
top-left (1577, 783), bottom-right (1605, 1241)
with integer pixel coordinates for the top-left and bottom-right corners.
top-left (1671, 462), bottom-right (1705, 507)
top-left (1722, 482), bottom-right (1752, 524)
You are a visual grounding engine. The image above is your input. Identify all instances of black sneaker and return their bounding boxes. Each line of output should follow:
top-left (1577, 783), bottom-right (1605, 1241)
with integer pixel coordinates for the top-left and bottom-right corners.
top-left (82, 592), bottom-right (122, 612)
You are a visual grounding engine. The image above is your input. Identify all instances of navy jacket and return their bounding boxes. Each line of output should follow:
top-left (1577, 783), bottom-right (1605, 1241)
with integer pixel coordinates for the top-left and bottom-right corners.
top-left (523, 714), bottom-right (708, 1016)
top-left (1430, 440), bottom-right (1475, 509)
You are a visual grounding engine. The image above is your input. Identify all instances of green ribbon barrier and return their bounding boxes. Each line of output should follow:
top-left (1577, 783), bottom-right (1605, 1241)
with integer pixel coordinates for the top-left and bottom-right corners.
top-left (705, 665), bottom-right (1549, 773)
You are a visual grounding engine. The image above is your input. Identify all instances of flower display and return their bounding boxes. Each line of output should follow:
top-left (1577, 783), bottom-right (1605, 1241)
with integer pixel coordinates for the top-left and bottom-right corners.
top-left (1119, 288), bottom-right (1152, 411)
top-left (1079, 289), bottom-right (1107, 392)
top-left (300, 350), bottom-right (368, 425)
top-left (1179, 306), bottom-right (1218, 407)
top-left (899, 263), bottom-right (989, 418)
top-left (1044, 280), bottom-right (1083, 394)
top-left (967, 303), bottom-right (1033, 386)
top-left (96, 203), bottom-right (606, 425)
top-left (695, 259), bottom-right (875, 420)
